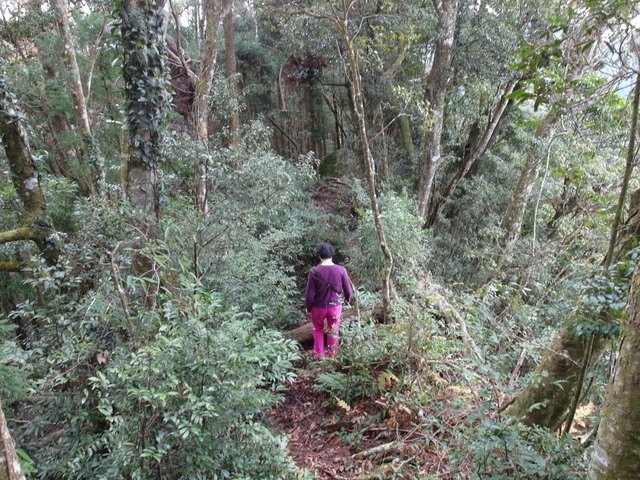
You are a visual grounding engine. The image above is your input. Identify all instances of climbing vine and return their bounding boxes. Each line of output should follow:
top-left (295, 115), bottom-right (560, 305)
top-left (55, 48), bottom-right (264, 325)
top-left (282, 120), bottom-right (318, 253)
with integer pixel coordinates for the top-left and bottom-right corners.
top-left (116, 0), bottom-right (171, 171)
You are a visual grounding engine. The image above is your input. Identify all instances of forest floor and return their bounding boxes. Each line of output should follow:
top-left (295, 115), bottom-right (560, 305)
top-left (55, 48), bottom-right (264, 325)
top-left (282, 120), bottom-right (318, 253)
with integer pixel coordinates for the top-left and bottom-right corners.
top-left (269, 352), bottom-right (462, 480)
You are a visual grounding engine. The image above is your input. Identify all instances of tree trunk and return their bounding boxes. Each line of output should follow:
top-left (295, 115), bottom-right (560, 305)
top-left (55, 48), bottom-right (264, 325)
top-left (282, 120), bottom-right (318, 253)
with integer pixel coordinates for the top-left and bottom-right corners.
top-left (396, 113), bottom-right (413, 158)
top-left (119, 0), bottom-right (169, 222)
top-left (425, 79), bottom-right (517, 227)
top-left (0, 68), bottom-right (60, 268)
top-left (499, 109), bottom-right (559, 253)
top-left (416, 0), bottom-right (459, 219)
top-left (588, 268), bottom-right (640, 479)
top-left (119, 0), bottom-right (169, 308)
top-left (343, 28), bottom-right (394, 315)
top-left (0, 401), bottom-right (25, 480)
top-left (504, 329), bottom-right (605, 430)
top-left (223, 0), bottom-right (240, 146)
top-left (54, 0), bottom-right (104, 196)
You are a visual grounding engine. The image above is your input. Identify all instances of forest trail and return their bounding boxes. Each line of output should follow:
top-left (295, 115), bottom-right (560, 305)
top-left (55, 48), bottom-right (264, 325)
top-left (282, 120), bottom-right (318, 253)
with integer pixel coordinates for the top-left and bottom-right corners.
top-left (269, 363), bottom-right (357, 480)
top-left (269, 354), bottom-right (449, 480)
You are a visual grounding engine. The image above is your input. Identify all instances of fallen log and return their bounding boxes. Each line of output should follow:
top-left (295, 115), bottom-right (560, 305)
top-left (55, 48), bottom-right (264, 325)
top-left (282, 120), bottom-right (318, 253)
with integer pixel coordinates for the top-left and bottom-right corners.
top-left (289, 322), bottom-right (314, 344)
top-left (287, 308), bottom-right (358, 347)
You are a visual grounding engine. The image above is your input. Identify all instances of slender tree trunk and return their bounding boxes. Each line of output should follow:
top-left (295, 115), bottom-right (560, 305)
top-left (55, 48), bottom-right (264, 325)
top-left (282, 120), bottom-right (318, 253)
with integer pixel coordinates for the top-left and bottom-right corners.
top-left (223, 0), bottom-right (240, 146)
top-left (54, 0), bottom-right (104, 196)
top-left (499, 109), bottom-right (559, 253)
top-left (188, 0), bottom-right (231, 212)
top-left (0, 401), bottom-right (25, 480)
top-left (416, 0), bottom-right (459, 219)
top-left (425, 79), bottom-right (517, 227)
top-left (343, 28), bottom-right (393, 314)
top-left (588, 267), bottom-right (640, 479)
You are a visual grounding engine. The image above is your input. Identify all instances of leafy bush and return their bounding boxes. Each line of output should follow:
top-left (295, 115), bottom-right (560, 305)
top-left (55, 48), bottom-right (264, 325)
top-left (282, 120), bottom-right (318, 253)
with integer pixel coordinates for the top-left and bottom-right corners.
top-left (453, 416), bottom-right (586, 479)
top-left (161, 125), bottom-right (326, 329)
top-left (80, 307), bottom-right (301, 480)
top-left (10, 256), bottom-right (304, 480)
top-left (0, 317), bottom-right (29, 403)
top-left (349, 187), bottom-right (432, 291)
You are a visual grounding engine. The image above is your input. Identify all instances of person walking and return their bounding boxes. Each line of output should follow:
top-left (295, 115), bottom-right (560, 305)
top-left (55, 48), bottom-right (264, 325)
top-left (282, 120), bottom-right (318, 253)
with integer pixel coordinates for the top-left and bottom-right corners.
top-left (305, 242), bottom-right (353, 360)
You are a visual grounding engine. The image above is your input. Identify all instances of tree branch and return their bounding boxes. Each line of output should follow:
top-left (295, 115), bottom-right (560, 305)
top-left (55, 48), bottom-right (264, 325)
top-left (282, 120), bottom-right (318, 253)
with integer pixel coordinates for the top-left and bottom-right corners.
top-left (0, 262), bottom-right (34, 272)
top-left (0, 226), bottom-right (41, 246)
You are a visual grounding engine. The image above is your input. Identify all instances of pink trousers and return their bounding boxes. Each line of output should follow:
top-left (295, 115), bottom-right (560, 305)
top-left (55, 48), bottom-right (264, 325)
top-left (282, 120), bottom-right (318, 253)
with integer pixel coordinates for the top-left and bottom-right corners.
top-left (310, 306), bottom-right (342, 360)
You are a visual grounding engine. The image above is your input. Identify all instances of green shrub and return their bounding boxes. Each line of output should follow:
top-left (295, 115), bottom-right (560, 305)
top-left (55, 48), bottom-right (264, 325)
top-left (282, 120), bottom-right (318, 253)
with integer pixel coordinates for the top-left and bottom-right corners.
top-left (453, 416), bottom-right (586, 479)
top-left (11, 258), bottom-right (305, 480)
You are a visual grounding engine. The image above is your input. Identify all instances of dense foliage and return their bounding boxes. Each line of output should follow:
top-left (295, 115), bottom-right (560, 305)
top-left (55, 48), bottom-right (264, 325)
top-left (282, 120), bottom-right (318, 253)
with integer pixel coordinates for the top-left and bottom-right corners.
top-left (1, 0), bottom-right (639, 478)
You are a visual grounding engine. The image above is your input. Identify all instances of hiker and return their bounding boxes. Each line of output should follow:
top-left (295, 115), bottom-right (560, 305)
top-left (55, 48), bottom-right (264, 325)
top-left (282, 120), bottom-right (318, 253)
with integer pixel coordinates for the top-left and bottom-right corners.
top-left (305, 242), bottom-right (353, 360)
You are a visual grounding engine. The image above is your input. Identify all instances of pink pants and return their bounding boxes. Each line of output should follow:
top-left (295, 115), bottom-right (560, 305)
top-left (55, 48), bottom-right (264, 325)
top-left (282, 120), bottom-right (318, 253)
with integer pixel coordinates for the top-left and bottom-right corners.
top-left (311, 306), bottom-right (342, 360)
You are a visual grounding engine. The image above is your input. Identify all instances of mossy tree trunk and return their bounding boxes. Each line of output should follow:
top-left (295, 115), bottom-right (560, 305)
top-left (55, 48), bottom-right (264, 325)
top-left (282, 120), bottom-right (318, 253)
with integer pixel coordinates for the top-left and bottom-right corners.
top-left (587, 268), bottom-right (640, 479)
top-left (0, 67), bottom-right (60, 270)
top-left (119, 0), bottom-right (169, 223)
top-left (504, 329), bottom-right (605, 430)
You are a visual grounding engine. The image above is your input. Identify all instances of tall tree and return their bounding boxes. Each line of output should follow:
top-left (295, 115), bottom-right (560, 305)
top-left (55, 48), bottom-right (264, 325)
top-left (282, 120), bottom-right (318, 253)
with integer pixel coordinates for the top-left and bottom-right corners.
top-left (416, 0), bottom-right (459, 220)
top-left (169, 0), bottom-right (233, 211)
top-left (223, 0), bottom-right (240, 146)
top-left (53, 0), bottom-right (105, 196)
top-left (118, 0), bottom-right (170, 305)
top-left (119, 0), bottom-right (170, 223)
top-left (498, 7), bottom-right (614, 257)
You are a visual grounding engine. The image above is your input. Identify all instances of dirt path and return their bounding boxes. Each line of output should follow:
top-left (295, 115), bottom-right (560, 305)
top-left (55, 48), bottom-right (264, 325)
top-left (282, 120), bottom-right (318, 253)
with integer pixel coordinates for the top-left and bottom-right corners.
top-left (270, 368), bottom-right (357, 479)
top-left (268, 357), bottom-right (446, 479)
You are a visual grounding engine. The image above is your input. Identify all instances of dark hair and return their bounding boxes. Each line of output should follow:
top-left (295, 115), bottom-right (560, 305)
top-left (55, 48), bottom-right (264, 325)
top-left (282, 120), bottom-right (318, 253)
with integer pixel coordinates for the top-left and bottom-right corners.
top-left (316, 242), bottom-right (335, 260)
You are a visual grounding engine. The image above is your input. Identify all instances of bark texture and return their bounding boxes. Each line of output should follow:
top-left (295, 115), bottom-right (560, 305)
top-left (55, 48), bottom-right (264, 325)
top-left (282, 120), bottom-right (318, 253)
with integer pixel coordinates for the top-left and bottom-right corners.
top-left (588, 269), bottom-right (640, 479)
top-left (223, 0), bottom-right (239, 145)
top-left (504, 329), bottom-right (604, 430)
top-left (0, 400), bottom-right (26, 480)
top-left (119, 0), bottom-right (170, 307)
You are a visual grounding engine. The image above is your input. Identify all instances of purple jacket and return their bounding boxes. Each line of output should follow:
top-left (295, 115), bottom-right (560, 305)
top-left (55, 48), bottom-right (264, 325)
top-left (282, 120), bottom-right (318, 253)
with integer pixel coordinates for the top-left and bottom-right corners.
top-left (305, 264), bottom-right (353, 311)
